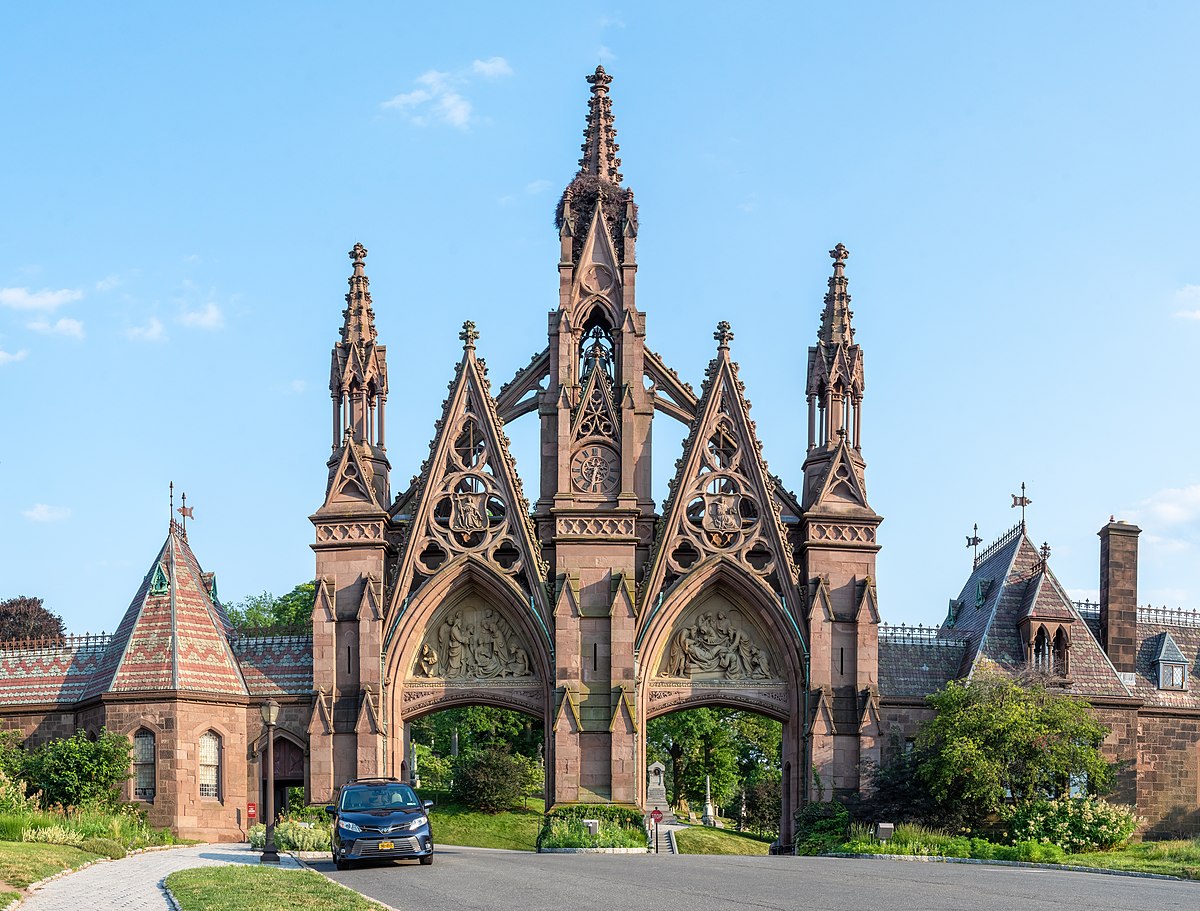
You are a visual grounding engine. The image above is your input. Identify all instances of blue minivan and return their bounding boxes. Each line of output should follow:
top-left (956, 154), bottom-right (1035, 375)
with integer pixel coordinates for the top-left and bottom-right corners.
top-left (327, 778), bottom-right (434, 869)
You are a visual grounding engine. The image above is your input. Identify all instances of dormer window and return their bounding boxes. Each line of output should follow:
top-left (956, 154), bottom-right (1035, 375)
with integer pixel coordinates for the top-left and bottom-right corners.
top-left (1159, 664), bottom-right (1186, 690)
top-left (1154, 632), bottom-right (1188, 691)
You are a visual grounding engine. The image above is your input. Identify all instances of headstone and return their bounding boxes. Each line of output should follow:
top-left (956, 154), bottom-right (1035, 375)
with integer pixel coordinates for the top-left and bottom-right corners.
top-left (702, 774), bottom-right (716, 827)
top-left (644, 761), bottom-right (677, 824)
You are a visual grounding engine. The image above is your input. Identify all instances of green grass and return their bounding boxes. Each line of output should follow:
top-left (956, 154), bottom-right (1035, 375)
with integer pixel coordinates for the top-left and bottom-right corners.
top-left (427, 795), bottom-right (545, 851)
top-left (167, 867), bottom-right (389, 911)
top-left (0, 842), bottom-right (100, 888)
top-left (674, 825), bottom-right (772, 855)
top-left (1068, 840), bottom-right (1200, 880)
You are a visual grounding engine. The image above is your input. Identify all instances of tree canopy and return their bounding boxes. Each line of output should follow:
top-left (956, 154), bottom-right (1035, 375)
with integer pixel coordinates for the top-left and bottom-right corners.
top-left (0, 596), bottom-right (65, 642)
top-left (224, 582), bottom-right (315, 631)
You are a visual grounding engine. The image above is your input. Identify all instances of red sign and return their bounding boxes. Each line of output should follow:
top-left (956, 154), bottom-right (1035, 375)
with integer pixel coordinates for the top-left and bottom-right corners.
top-left (650, 809), bottom-right (663, 823)
top-left (247, 803), bottom-right (257, 821)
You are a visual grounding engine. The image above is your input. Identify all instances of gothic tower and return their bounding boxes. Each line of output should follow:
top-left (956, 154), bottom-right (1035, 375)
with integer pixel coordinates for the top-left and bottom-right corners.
top-left (799, 244), bottom-right (883, 798)
top-left (309, 243), bottom-right (391, 801)
top-left (540, 67), bottom-right (653, 804)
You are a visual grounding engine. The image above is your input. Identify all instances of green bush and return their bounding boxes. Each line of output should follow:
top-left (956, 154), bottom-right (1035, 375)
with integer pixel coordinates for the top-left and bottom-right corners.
top-left (21, 729), bottom-right (132, 811)
top-left (23, 824), bottom-right (84, 846)
top-left (247, 819), bottom-right (332, 852)
top-left (450, 747), bottom-right (527, 813)
top-left (1003, 797), bottom-right (1139, 853)
top-left (81, 836), bottom-right (126, 859)
top-left (539, 818), bottom-right (646, 850)
top-left (545, 803), bottom-right (645, 828)
top-left (794, 800), bottom-right (849, 855)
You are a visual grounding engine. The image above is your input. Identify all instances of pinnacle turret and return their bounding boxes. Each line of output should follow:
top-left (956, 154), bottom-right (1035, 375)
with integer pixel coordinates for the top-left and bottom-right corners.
top-left (817, 244), bottom-right (854, 348)
top-left (341, 243), bottom-right (377, 345)
top-left (578, 65), bottom-right (623, 184)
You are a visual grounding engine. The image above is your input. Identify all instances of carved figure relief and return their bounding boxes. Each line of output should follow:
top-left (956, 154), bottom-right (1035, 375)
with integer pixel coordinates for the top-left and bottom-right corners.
top-left (412, 605), bottom-right (535, 680)
top-left (660, 609), bottom-right (773, 681)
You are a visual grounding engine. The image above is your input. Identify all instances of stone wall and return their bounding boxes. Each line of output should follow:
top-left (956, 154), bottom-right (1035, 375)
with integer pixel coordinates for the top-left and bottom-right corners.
top-left (1136, 711), bottom-right (1200, 837)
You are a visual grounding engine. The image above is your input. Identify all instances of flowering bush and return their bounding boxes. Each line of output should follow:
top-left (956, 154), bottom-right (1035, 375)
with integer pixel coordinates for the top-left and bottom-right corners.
top-left (248, 818), bottom-right (332, 852)
top-left (1004, 797), bottom-right (1139, 853)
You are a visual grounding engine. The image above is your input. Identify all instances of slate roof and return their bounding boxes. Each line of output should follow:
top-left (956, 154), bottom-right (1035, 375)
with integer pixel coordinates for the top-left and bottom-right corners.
top-left (233, 636), bottom-right (314, 696)
top-left (878, 636), bottom-right (967, 697)
top-left (0, 636), bottom-right (109, 705)
top-left (1130, 621), bottom-right (1200, 709)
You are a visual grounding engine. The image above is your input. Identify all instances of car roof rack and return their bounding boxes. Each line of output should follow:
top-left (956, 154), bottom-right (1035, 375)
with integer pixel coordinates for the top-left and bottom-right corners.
top-left (344, 777), bottom-right (403, 786)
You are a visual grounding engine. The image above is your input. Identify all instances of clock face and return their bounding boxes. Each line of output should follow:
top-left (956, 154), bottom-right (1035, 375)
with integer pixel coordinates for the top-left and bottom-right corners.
top-left (571, 445), bottom-right (619, 495)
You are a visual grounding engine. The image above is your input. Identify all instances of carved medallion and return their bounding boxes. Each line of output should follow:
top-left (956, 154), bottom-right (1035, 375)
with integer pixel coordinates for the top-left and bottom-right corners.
top-left (449, 489), bottom-right (488, 532)
top-left (571, 444), bottom-right (619, 495)
top-left (581, 263), bottom-right (613, 295)
top-left (701, 491), bottom-right (742, 533)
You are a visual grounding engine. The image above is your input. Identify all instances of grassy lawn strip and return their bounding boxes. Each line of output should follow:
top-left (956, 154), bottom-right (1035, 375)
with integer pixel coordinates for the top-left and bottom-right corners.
top-left (428, 797), bottom-right (544, 851)
top-left (167, 867), bottom-right (390, 911)
top-left (674, 826), bottom-right (771, 855)
top-left (1067, 841), bottom-right (1200, 880)
top-left (0, 842), bottom-right (100, 889)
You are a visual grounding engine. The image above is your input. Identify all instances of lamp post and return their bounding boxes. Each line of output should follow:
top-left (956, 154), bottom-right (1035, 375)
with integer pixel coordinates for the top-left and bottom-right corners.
top-left (259, 699), bottom-right (281, 864)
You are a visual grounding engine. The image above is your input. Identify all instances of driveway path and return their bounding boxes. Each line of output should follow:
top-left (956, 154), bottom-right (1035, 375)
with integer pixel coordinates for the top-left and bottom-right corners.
top-left (318, 846), bottom-right (1199, 911)
top-left (21, 844), bottom-right (299, 911)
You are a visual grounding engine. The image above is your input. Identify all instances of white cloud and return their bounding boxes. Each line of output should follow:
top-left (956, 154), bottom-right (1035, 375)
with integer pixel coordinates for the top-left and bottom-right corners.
top-left (28, 317), bottom-right (84, 339)
top-left (1129, 484), bottom-right (1200, 527)
top-left (126, 317), bottom-right (166, 342)
top-left (95, 275), bottom-right (120, 292)
top-left (1173, 285), bottom-right (1200, 319)
top-left (0, 349), bottom-right (28, 365)
top-left (289, 379), bottom-right (307, 394)
top-left (598, 45), bottom-right (616, 63)
top-left (0, 287), bottom-right (83, 311)
top-left (524, 179), bottom-right (551, 195)
top-left (472, 57), bottom-right (513, 79)
top-left (383, 59), bottom-right (510, 129)
top-left (23, 504), bottom-right (70, 522)
top-left (180, 302), bottom-right (224, 330)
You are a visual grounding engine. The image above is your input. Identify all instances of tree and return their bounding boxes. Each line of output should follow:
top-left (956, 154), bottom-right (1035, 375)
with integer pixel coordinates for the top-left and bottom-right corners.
top-left (409, 706), bottom-right (542, 760)
top-left (450, 745), bottom-right (528, 812)
top-left (0, 596), bottom-right (65, 642)
top-left (225, 582), bottom-right (315, 631)
top-left (915, 672), bottom-right (1113, 828)
top-left (22, 729), bottom-right (132, 810)
top-left (647, 708), bottom-right (754, 811)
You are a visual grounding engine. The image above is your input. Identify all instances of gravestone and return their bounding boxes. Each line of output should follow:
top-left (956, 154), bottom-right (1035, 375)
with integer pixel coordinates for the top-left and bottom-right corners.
top-left (645, 761), bottom-right (677, 824)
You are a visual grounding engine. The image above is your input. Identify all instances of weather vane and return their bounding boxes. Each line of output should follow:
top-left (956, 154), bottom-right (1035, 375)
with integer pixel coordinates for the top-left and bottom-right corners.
top-left (965, 523), bottom-right (982, 564)
top-left (1011, 482), bottom-right (1032, 529)
top-left (177, 491), bottom-right (194, 535)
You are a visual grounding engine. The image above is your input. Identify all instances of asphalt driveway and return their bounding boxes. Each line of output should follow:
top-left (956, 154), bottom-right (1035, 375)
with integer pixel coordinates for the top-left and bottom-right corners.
top-left (315, 847), bottom-right (1198, 911)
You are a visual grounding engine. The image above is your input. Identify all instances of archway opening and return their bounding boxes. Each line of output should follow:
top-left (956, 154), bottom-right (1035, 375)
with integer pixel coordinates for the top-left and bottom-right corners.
top-left (647, 706), bottom-right (783, 845)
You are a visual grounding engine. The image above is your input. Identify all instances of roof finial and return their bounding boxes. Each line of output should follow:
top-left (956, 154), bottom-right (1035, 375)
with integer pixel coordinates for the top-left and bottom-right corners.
top-left (169, 481), bottom-right (174, 527)
top-left (460, 320), bottom-right (479, 351)
top-left (966, 522), bottom-right (982, 565)
top-left (341, 243), bottom-right (376, 345)
top-left (579, 66), bottom-right (623, 184)
top-left (714, 320), bottom-right (734, 351)
top-left (817, 244), bottom-right (854, 347)
top-left (1011, 482), bottom-right (1032, 530)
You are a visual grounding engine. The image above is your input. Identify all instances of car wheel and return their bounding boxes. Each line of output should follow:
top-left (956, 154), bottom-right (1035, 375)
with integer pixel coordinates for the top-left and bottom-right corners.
top-left (419, 853), bottom-right (433, 865)
top-left (336, 858), bottom-right (350, 871)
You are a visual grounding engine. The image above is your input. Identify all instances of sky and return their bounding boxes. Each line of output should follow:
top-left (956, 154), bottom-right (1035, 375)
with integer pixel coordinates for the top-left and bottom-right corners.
top-left (2, 2), bottom-right (1199, 635)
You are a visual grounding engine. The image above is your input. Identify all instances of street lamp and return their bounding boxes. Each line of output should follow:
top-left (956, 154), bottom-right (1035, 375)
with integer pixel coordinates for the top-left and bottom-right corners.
top-left (259, 699), bottom-right (281, 864)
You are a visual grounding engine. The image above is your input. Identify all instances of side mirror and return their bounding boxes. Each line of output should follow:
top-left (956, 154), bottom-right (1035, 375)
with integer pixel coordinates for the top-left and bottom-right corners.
top-left (324, 805), bottom-right (336, 816)
top-left (423, 800), bottom-right (434, 810)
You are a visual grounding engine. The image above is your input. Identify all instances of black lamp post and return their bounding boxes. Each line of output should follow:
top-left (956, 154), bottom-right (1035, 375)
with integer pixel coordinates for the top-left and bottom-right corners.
top-left (259, 699), bottom-right (281, 864)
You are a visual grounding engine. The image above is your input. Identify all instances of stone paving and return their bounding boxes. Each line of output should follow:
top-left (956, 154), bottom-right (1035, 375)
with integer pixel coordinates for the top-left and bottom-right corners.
top-left (19, 844), bottom-right (300, 911)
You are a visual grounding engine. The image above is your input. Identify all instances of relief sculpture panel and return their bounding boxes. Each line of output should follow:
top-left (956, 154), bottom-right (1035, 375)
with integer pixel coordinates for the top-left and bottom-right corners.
top-left (659, 608), bottom-right (774, 681)
top-left (411, 604), bottom-right (535, 680)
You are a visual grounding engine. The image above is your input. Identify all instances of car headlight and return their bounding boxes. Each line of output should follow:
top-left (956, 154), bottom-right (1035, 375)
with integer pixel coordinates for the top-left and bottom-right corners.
top-left (408, 815), bottom-right (428, 831)
top-left (339, 820), bottom-right (362, 833)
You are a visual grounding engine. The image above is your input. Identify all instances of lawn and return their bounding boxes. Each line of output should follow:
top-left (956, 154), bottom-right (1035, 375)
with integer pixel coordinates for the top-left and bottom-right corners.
top-left (427, 795), bottom-right (545, 851)
top-left (167, 867), bottom-right (389, 911)
top-left (1067, 840), bottom-right (1200, 880)
top-left (0, 842), bottom-right (100, 889)
top-left (673, 826), bottom-right (772, 855)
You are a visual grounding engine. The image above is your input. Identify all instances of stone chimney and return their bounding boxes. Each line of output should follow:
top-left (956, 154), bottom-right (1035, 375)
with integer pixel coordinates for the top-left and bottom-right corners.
top-left (1098, 519), bottom-right (1141, 675)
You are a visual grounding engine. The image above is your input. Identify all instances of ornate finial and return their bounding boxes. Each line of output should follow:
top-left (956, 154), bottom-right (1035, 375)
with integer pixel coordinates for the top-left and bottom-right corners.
top-left (714, 320), bottom-right (734, 350)
top-left (341, 243), bottom-right (376, 344)
top-left (578, 66), bottom-right (622, 184)
top-left (349, 243), bottom-right (368, 276)
top-left (1040, 541), bottom-right (1051, 561)
top-left (966, 522), bottom-right (982, 564)
top-left (459, 320), bottom-right (479, 350)
top-left (829, 243), bottom-right (850, 264)
top-left (1011, 482), bottom-right (1032, 529)
top-left (587, 65), bottom-right (613, 93)
top-left (169, 481), bottom-right (174, 526)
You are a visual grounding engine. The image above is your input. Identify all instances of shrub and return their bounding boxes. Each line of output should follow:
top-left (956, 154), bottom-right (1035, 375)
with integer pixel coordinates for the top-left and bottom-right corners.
top-left (741, 777), bottom-right (781, 839)
top-left (794, 800), bottom-right (850, 855)
top-left (539, 818), bottom-right (646, 850)
top-left (21, 729), bottom-right (132, 811)
top-left (23, 824), bottom-right (84, 847)
top-left (1004, 797), bottom-right (1139, 853)
top-left (247, 819), bottom-right (332, 852)
top-left (81, 837), bottom-right (126, 859)
top-left (450, 747), bottom-right (526, 813)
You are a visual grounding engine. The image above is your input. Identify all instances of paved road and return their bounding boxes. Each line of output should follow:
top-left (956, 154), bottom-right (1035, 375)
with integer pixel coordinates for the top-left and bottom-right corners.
top-left (316, 847), bottom-right (1198, 911)
top-left (21, 844), bottom-right (302, 911)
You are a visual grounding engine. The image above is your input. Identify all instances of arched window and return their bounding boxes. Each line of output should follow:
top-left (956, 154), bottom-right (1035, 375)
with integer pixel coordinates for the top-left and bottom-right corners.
top-left (133, 729), bottom-right (155, 801)
top-left (1052, 628), bottom-right (1070, 677)
top-left (1033, 626), bottom-right (1051, 672)
top-left (199, 731), bottom-right (221, 799)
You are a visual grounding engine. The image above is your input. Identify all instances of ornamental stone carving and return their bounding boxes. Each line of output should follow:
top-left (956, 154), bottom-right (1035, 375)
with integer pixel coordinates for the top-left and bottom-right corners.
top-left (660, 610), bottom-right (773, 681)
top-left (411, 605), bottom-right (535, 680)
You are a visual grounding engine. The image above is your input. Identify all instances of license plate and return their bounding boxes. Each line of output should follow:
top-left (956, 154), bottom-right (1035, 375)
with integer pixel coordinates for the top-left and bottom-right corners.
top-left (378, 841), bottom-right (394, 851)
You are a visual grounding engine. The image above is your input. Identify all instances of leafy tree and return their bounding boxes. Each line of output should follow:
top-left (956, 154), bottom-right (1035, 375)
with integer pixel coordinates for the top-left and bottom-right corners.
top-left (450, 745), bottom-right (528, 812)
top-left (916, 672), bottom-right (1113, 828)
top-left (225, 581), bottom-right (315, 631)
top-left (647, 708), bottom-right (767, 812)
top-left (22, 729), bottom-right (132, 810)
top-left (0, 596), bottom-right (65, 642)
top-left (409, 706), bottom-right (542, 760)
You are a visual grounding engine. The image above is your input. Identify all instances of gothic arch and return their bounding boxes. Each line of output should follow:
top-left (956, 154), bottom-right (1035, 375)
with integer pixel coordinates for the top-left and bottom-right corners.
top-left (383, 556), bottom-right (553, 776)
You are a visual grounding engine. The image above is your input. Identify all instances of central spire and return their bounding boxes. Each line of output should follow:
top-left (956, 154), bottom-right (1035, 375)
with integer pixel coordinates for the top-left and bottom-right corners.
top-left (818, 243), bottom-right (854, 348)
top-left (341, 243), bottom-right (377, 345)
top-left (578, 65), bottom-right (622, 184)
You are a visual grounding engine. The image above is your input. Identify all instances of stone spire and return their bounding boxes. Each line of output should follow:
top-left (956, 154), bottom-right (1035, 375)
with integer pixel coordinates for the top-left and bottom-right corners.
top-left (578, 65), bottom-right (622, 184)
top-left (341, 243), bottom-right (377, 345)
top-left (817, 243), bottom-right (854, 349)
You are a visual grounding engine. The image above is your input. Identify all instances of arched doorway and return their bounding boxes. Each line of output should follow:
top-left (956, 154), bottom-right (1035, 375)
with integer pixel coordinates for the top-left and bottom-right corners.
top-left (260, 734), bottom-right (307, 819)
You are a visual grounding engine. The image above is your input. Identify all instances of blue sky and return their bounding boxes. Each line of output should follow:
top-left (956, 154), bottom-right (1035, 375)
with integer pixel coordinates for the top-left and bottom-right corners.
top-left (2, 3), bottom-right (1199, 634)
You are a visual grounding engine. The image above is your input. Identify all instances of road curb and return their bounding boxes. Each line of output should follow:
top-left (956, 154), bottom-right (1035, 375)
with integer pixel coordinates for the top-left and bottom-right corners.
top-left (824, 852), bottom-right (1200, 882)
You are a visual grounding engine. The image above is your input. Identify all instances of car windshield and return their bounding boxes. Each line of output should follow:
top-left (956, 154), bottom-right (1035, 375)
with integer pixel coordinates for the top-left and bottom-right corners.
top-left (340, 784), bottom-right (421, 812)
